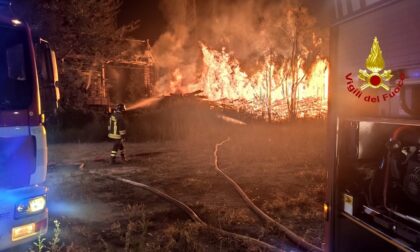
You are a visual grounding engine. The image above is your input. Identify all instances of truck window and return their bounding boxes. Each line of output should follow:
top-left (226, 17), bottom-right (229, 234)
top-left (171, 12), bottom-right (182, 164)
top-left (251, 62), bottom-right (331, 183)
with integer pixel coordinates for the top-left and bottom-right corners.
top-left (7, 44), bottom-right (26, 81)
top-left (0, 26), bottom-right (33, 110)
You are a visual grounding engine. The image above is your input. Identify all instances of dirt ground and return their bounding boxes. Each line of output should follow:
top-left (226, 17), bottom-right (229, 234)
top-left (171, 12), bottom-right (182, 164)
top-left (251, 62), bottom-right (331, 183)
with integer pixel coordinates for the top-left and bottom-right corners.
top-left (20, 121), bottom-right (327, 252)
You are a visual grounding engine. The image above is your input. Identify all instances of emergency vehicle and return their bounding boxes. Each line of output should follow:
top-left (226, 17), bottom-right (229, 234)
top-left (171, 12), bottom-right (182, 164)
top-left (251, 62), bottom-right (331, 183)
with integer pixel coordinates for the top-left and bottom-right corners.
top-left (0, 1), bottom-right (59, 250)
top-left (326, 0), bottom-right (420, 251)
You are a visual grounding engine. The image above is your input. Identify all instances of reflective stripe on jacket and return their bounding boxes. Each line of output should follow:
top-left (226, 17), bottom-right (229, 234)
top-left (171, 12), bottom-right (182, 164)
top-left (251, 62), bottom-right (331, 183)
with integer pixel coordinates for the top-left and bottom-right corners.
top-left (108, 112), bottom-right (126, 139)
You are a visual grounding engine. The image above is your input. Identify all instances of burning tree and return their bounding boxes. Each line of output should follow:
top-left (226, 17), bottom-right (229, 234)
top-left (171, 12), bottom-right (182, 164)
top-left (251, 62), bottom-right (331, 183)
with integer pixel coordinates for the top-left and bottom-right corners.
top-left (152, 0), bottom-right (328, 121)
top-left (276, 5), bottom-right (323, 121)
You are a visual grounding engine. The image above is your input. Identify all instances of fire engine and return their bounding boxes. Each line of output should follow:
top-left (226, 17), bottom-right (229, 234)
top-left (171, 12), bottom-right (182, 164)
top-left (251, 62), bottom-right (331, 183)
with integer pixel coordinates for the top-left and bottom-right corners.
top-left (325, 0), bottom-right (420, 251)
top-left (0, 1), bottom-right (59, 250)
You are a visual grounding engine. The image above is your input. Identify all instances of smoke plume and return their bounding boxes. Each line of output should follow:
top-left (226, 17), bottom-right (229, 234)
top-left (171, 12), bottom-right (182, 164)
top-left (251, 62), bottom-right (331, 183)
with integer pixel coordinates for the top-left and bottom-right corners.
top-left (152, 0), bottom-right (318, 95)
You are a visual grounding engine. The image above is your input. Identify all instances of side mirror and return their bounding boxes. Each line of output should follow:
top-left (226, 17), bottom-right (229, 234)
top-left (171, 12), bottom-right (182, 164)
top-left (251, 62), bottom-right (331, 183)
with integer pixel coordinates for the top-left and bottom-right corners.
top-left (35, 39), bottom-right (60, 119)
top-left (49, 49), bottom-right (60, 106)
top-left (50, 50), bottom-right (59, 83)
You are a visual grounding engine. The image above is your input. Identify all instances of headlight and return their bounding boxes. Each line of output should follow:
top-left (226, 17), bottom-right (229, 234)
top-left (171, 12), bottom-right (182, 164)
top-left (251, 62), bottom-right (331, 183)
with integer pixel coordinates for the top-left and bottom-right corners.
top-left (28, 196), bottom-right (46, 213)
top-left (15, 196), bottom-right (47, 218)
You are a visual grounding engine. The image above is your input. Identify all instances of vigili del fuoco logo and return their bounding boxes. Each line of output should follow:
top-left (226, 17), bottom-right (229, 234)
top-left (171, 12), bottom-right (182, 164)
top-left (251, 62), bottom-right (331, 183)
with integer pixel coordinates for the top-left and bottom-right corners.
top-left (345, 37), bottom-right (405, 103)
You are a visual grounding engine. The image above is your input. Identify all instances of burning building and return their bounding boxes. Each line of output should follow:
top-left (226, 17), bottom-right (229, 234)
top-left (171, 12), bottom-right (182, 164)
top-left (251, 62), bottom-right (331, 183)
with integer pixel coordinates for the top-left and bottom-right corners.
top-left (106, 39), bottom-right (156, 105)
top-left (151, 0), bottom-right (329, 121)
top-left (65, 39), bottom-right (156, 109)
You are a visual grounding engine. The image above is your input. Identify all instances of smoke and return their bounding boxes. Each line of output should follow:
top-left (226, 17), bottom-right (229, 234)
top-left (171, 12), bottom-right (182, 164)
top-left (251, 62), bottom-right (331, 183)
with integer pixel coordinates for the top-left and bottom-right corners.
top-left (152, 0), bottom-right (317, 94)
top-left (49, 201), bottom-right (113, 222)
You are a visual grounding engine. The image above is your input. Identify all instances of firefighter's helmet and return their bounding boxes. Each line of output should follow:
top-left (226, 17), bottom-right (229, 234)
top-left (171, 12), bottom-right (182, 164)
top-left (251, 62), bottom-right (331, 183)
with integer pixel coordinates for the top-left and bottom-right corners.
top-left (115, 103), bottom-right (126, 112)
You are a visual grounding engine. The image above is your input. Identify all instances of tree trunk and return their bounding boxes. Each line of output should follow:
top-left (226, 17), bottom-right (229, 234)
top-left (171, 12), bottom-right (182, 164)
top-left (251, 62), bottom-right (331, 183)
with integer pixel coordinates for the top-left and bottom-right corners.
top-left (267, 64), bottom-right (272, 122)
top-left (290, 84), bottom-right (297, 120)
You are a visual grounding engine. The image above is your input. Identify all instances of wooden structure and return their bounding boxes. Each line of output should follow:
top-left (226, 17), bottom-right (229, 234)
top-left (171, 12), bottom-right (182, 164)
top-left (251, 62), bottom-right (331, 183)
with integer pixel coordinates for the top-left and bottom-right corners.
top-left (65, 39), bottom-right (156, 108)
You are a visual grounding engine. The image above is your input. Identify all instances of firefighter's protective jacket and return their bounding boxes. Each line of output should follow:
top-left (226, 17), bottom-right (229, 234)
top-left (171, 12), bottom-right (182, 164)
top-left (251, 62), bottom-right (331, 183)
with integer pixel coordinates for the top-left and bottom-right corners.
top-left (108, 112), bottom-right (127, 140)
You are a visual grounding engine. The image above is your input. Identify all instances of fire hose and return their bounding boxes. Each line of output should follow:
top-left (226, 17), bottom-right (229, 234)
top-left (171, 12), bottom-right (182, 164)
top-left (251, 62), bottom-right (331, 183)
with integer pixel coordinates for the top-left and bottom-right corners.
top-left (69, 138), bottom-right (322, 251)
top-left (86, 169), bottom-right (281, 252)
top-left (213, 138), bottom-right (322, 252)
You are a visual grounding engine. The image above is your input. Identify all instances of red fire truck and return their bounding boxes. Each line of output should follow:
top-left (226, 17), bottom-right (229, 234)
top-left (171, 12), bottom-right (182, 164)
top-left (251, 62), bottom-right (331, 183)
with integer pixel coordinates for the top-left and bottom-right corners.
top-left (0, 1), bottom-right (59, 250)
top-left (325, 0), bottom-right (420, 251)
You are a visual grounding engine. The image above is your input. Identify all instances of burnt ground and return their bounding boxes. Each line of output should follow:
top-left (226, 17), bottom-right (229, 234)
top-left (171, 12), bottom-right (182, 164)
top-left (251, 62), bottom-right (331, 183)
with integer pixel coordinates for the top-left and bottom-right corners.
top-left (13, 118), bottom-right (326, 252)
top-left (21, 120), bottom-right (327, 252)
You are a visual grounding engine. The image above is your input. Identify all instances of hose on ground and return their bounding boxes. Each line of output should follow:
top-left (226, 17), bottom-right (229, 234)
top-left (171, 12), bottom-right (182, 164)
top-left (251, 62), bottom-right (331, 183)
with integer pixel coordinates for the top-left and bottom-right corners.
top-left (89, 171), bottom-right (205, 224)
top-left (213, 138), bottom-right (323, 252)
top-left (87, 169), bottom-right (281, 252)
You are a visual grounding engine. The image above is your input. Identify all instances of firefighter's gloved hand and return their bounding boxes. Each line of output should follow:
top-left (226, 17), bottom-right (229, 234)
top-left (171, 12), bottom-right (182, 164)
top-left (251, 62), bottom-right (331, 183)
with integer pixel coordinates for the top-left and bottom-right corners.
top-left (121, 136), bottom-right (127, 142)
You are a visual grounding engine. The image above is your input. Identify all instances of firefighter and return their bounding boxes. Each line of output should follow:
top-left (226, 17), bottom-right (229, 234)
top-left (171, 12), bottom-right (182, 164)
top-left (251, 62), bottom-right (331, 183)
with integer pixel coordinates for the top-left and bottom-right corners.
top-left (108, 103), bottom-right (127, 164)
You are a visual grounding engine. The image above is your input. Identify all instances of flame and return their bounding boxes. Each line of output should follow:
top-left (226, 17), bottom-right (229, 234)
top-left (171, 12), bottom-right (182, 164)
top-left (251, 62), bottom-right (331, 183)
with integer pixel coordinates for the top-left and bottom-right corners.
top-left (366, 37), bottom-right (385, 73)
top-left (155, 43), bottom-right (328, 120)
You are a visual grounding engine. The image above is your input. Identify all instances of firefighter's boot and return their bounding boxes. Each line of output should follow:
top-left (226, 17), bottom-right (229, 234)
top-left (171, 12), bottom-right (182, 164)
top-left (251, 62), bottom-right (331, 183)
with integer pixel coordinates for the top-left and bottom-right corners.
top-left (110, 150), bottom-right (118, 164)
top-left (121, 154), bottom-right (127, 163)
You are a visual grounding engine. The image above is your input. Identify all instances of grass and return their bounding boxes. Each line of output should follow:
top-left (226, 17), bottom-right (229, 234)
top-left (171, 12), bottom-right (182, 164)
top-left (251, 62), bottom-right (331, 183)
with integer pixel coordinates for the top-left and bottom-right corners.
top-left (163, 222), bottom-right (204, 252)
top-left (41, 105), bottom-right (327, 251)
top-left (122, 204), bottom-right (151, 252)
top-left (261, 168), bottom-right (327, 244)
top-left (30, 220), bottom-right (63, 252)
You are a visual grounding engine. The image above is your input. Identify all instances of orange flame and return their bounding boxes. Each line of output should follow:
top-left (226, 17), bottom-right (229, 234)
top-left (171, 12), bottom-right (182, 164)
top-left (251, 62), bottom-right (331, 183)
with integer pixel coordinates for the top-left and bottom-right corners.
top-left (155, 43), bottom-right (328, 120)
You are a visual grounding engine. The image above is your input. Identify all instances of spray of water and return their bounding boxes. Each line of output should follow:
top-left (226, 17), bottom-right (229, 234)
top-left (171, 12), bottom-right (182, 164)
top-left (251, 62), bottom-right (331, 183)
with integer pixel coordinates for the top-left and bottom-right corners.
top-left (126, 97), bottom-right (163, 111)
top-left (217, 115), bottom-right (247, 125)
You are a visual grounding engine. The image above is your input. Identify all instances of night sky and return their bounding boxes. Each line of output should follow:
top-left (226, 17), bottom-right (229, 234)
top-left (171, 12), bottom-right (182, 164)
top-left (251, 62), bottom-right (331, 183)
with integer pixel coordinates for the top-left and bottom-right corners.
top-left (120, 0), bottom-right (330, 43)
top-left (119, 0), bottom-right (167, 43)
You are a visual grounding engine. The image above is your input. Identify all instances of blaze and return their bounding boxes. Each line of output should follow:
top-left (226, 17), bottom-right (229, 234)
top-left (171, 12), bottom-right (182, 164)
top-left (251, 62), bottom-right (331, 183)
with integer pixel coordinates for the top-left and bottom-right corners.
top-left (155, 43), bottom-right (328, 120)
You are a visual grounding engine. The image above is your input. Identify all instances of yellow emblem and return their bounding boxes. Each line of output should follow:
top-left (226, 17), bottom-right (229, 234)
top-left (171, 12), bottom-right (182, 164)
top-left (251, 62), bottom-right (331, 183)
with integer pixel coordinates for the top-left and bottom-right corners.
top-left (358, 37), bottom-right (392, 91)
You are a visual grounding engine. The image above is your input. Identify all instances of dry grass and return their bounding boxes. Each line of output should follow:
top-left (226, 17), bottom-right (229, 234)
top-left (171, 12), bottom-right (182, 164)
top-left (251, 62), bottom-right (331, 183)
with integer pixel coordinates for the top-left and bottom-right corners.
top-left (261, 168), bottom-right (326, 245)
top-left (39, 106), bottom-right (327, 251)
top-left (163, 222), bottom-right (204, 252)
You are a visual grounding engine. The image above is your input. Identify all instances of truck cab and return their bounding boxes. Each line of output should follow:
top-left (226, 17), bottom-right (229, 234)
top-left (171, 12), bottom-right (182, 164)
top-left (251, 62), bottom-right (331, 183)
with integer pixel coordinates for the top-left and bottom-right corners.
top-left (0, 1), bottom-right (59, 250)
top-left (326, 0), bottom-right (420, 251)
